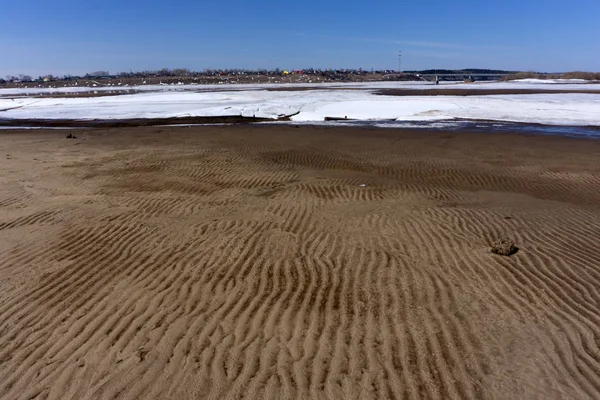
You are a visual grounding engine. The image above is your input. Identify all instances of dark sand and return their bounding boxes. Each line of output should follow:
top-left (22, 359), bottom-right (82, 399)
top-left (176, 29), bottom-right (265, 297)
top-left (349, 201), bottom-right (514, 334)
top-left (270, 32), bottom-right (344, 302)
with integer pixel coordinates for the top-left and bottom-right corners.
top-left (374, 88), bottom-right (600, 96)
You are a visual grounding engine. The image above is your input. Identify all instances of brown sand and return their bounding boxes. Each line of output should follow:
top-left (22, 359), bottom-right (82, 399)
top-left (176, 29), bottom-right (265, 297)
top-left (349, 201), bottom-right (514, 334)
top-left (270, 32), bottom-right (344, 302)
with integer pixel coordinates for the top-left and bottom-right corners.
top-left (1, 126), bottom-right (600, 399)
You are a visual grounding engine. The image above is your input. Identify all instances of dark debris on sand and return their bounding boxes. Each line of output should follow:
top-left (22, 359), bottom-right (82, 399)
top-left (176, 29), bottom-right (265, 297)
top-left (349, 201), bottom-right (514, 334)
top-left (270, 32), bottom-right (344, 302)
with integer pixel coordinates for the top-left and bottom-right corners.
top-left (491, 238), bottom-right (519, 256)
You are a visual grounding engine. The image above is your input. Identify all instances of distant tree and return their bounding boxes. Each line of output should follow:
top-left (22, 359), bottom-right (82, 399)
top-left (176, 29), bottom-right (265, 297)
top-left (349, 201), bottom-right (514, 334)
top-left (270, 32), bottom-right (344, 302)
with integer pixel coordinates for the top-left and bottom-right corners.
top-left (562, 71), bottom-right (600, 80)
top-left (172, 68), bottom-right (190, 76)
top-left (86, 71), bottom-right (110, 78)
top-left (18, 74), bottom-right (32, 82)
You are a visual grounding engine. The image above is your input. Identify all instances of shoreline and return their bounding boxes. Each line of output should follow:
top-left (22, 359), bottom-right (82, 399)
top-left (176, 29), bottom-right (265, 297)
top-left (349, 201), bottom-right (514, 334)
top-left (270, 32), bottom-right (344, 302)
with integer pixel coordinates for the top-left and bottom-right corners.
top-left (1, 118), bottom-right (599, 139)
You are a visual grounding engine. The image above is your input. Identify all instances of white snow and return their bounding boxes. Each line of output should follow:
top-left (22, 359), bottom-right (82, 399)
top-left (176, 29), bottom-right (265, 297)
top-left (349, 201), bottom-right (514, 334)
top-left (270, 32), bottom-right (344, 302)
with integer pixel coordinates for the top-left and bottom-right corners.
top-left (0, 81), bottom-right (599, 127)
top-left (512, 78), bottom-right (590, 84)
top-left (290, 92), bottom-right (600, 126)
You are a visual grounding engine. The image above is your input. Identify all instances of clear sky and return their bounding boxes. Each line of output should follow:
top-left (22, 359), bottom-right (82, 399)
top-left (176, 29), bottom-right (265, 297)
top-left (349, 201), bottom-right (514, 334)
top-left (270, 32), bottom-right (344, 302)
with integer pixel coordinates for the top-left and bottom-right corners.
top-left (1, 0), bottom-right (598, 77)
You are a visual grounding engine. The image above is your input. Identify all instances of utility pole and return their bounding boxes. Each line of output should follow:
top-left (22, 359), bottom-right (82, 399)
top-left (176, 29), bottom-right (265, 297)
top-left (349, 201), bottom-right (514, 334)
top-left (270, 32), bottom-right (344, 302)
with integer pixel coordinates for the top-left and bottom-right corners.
top-left (398, 51), bottom-right (402, 73)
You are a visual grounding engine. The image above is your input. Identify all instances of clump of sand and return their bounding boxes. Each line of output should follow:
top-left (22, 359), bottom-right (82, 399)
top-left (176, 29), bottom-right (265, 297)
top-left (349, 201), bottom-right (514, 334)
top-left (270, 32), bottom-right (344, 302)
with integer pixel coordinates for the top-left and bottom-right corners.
top-left (491, 238), bottom-right (518, 256)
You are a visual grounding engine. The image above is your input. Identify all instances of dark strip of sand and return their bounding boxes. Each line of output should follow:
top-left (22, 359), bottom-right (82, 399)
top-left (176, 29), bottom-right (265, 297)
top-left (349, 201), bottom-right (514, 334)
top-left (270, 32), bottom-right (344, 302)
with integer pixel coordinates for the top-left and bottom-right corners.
top-left (375, 88), bottom-right (600, 96)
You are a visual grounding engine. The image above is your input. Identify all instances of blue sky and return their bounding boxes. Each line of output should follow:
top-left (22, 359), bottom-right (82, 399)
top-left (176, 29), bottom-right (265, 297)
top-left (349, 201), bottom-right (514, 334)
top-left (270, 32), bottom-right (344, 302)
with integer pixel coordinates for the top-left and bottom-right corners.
top-left (1, 0), bottom-right (598, 77)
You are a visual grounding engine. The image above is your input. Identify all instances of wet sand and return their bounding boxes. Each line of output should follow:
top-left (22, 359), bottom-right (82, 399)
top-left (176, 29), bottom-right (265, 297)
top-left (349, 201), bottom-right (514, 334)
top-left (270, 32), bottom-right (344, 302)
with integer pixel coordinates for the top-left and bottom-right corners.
top-left (1, 125), bottom-right (599, 399)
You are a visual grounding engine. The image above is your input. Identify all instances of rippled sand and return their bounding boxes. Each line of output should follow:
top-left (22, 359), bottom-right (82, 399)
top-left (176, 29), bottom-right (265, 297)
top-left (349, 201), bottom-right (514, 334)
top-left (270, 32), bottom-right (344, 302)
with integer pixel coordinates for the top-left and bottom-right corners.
top-left (1, 126), bottom-right (599, 399)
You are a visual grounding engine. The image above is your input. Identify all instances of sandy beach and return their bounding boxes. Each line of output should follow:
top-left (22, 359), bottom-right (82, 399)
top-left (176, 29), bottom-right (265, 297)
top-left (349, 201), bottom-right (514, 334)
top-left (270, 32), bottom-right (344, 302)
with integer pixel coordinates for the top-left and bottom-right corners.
top-left (1, 125), bottom-right (599, 399)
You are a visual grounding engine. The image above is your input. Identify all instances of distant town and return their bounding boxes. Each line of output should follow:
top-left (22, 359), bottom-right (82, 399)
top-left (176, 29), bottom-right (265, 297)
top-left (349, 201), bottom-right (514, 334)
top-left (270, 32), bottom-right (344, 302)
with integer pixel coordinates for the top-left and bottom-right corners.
top-left (1, 68), bottom-right (512, 82)
top-left (2, 68), bottom-right (598, 89)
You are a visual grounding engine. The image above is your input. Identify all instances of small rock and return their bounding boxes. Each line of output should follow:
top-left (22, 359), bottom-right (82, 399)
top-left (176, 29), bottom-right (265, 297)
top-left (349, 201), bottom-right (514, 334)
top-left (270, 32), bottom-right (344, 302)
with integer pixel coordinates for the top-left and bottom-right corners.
top-left (491, 238), bottom-right (518, 256)
top-left (66, 133), bottom-right (77, 139)
top-left (136, 348), bottom-right (148, 362)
